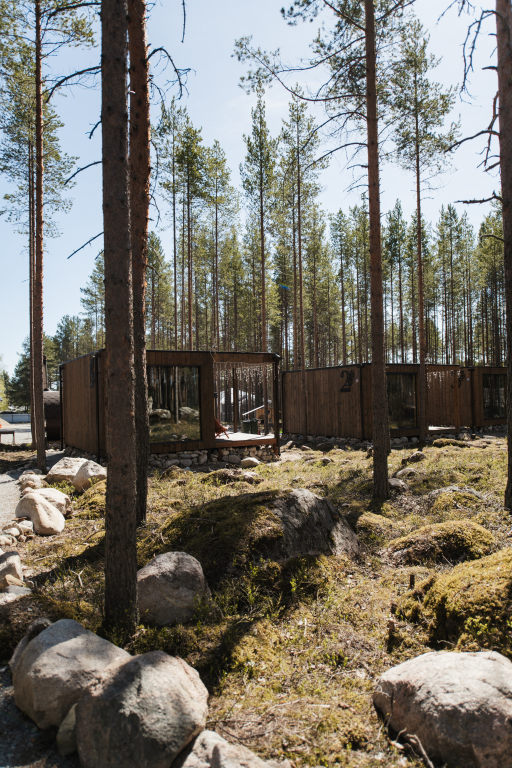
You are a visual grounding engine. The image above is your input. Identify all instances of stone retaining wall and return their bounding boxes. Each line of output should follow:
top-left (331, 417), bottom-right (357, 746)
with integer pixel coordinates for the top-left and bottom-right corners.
top-left (62, 444), bottom-right (277, 469)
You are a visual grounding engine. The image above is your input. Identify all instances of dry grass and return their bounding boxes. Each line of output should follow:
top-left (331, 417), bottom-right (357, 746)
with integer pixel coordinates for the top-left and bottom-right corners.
top-left (1, 435), bottom-right (510, 767)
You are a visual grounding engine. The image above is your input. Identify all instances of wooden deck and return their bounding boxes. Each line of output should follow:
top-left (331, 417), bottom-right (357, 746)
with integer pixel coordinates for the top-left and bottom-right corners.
top-left (215, 430), bottom-right (278, 454)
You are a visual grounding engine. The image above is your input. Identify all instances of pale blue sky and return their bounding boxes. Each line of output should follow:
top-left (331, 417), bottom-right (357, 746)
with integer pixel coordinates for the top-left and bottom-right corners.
top-left (0, 0), bottom-right (498, 375)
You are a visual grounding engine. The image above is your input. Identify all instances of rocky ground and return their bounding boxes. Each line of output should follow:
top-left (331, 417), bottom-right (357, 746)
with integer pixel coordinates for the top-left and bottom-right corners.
top-left (0, 427), bottom-right (510, 768)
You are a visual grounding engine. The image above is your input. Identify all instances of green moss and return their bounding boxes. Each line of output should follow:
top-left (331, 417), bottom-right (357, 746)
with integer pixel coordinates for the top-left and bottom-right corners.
top-left (387, 520), bottom-right (495, 564)
top-left (432, 438), bottom-right (471, 448)
top-left (77, 480), bottom-right (107, 518)
top-left (400, 548), bottom-right (512, 655)
top-left (137, 490), bottom-right (288, 586)
top-left (429, 491), bottom-right (483, 521)
top-left (354, 513), bottom-right (395, 546)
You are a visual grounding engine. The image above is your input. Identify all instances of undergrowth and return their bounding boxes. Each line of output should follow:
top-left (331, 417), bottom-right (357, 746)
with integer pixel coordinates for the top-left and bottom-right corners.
top-left (2, 435), bottom-right (509, 767)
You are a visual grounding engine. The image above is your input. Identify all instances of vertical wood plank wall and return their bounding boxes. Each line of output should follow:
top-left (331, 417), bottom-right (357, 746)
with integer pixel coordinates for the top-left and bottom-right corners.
top-left (282, 364), bottom-right (507, 437)
top-left (61, 353), bottom-right (98, 454)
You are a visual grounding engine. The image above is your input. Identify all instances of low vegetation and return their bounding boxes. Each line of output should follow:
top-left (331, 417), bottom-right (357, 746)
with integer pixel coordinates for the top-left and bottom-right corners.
top-left (0, 434), bottom-right (510, 767)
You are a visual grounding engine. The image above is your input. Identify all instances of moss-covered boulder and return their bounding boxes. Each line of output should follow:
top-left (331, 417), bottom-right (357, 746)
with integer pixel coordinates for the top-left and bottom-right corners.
top-left (77, 480), bottom-right (106, 519)
top-left (432, 438), bottom-right (471, 448)
top-left (386, 520), bottom-right (494, 565)
top-left (354, 513), bottom-right (395, 545)
top-left (138, 488), bottom-right (359, 587)
top-left (400, 548), bottom-right (512, 656)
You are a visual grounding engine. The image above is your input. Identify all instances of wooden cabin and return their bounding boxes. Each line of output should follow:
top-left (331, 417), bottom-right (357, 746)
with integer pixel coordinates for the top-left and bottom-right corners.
top-left (282, 363), bottom-right (507, 439)
top-left (60, 350), bottom-right (280, 459)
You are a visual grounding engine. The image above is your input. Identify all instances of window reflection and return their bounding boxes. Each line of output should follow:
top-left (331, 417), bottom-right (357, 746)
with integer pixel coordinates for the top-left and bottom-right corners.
top-left (147, 365), bottom-right (201, 443)
top-left (387, 373), bottom-right (417, 429)
top-left (482, 373), bottom-right (506, 420)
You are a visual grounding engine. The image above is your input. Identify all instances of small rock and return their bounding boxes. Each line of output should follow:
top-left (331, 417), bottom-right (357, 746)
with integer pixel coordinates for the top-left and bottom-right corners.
top-left (180, 459), bottom-right (193, 468)
top-left (4, 573), bottom-right (24, 587)
top-left (374, 651), bottom-right (512, 768)
top-left (76, 651), bottom-right (208, 768)
top-left (395, 468), bottom-right (418, 478)
top-left (174, 730), bottom-right (292, 768)
top-left (0, 551), bottom-right (23, 589)
top-left (241, 471), bottom-right (263, 484)
top-left (407, 451), bottom-right (427, 463)
top-left (317, 442), bottom-right (334, 453)
top-left (15, 493), bottom-right (65, 535)
top-left (57, 703), bottom-right (77, 757)
top-left (46, 457), bottom-right (87, 485)
top-left (72, 460), bottom-right (107, 492)
top-left (20, 475), bottom-right (47, 491)
top-left (241, 457), bottom-right (260, 468)
top-left (11, 618), bottom-right (131, 729)
top-left (2, 524), bottom-right (21, 538)
top-left (0, 534), bottom-right (16, 548)
top-left (5, 585), bottom-right (32, 596)
top-left (226, 454), bottom-right (241, 465)
top-left (138, 552), bottom-right (210, 626)
top-left (389, 478), bottom-right (408, 492)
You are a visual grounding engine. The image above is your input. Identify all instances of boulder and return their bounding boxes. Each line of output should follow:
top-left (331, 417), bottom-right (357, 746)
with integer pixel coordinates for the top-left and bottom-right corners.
top-left (260, 489), bottom-right (359, 561)
top-left (226, 454), bottom-right (241, 465)
top-left (14, 493), bottom-right (65, 535)
top-left (21, 487), bottom-right (72, 517)
top-left (399, 548), bottom-right (512, 652)
top-left (389, 478), bottom-right (408, 492)
top-left (374, 651), bottom-right (512, 768)
top-left (395, 467), bottom-right (418, 478)
top-left (138, 552), bottom-right (209, 626)
top-left (407, 451), bottom-right (427, 462)
top-left (241, 457), bottom-right (260, 468)
top-left (46, 457), bottom-right (87, 485)
top-left (57, 703), bottom-right (77, 757)
top-left (72, 460), bottom-right (107, 492)
top-left (316, 442), bottom-right (334, 453)
top-left (76, 651), bottom-right (208, 768)
top-left (385, 520), bottom-right (495, 565)
top-left (174, 730), bottom-right (292, 768)
top-left (150, 409), bottom-right (172, 421)
top-left (20, 475), bottom-right (47, 491)
top-left (0, 551), bottom-right (23, 589)
top-left (11, 619), bottom-right (130, 729)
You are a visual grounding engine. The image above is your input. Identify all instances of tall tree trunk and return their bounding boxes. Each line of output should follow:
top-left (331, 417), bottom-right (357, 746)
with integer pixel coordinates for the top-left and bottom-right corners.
top-left (128, 0), bottom-right (150, 527)
top-left (365, 0), bottom-right (388, 498)
top-left (297, 139), bottom-right (307, 438)
top-left (260, 160), bottom-right (269, 433)
top-left (34, 0), bottom-right (46, 472)
top-left (28, 141), bottom-right (36, 446)
top-left (497, 0), bottom-right (512, 506)
top-left (102, 0), bottom-right (138, 635)
top-left (415, 120), bottom-right (427, 441)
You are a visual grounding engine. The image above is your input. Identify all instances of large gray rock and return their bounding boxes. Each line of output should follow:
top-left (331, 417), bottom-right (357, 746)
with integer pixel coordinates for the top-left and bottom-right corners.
top-left (374, 651), bottom-right (512, 768)
top-left (76, 651), bottom-right (208, 768)
top-left (138, 552), bottom-right (209, 626)
top-left (72, 460), bottom-right (107, 492)
top-left (46, 457), bottom-right (87, 485)
top-left (11, 618), bottom-right (130, 729)
top-left (14, 493), bottom-right (65, 535)
top-left (0, 551), bottom-right (23, 589)
top-left (264, 489), bottom-right (359, 560)
top-left (240, 457), bottom-right (260, 468)
top-left (174, 730), bottom-right (292, 768)
top-left (21, 487), bottom-right (72, 516)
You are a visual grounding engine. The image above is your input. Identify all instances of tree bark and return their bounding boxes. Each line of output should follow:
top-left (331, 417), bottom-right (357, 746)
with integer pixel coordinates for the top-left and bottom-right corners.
top-left (29, 141), bottom-right (36, 447)
top-left (102, 0), bottom-right (138, 634)
top-left (128, 0), bottom-right (150, 527)
top-left (297, 138), bottom-right (307, 438)
top-left (415, 118), bottom-right (427, 441)
top-left (34, 0), bottom-right (46, 472)
top-left (365, 0), bottom-right (389, 498)
top-left (497, 0), bottom-right (512, 508)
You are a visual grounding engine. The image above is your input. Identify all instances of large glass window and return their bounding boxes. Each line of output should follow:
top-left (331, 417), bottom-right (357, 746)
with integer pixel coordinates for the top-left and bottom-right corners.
top-left (483, 373), bottom-right (506, 420)
top-left (387, 373), bottom-right (417, 429)
top-left (147, 365), bottom-right (201, 443)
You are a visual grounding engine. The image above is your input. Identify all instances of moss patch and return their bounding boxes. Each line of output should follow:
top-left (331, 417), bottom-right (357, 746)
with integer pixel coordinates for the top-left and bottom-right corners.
top-left (386, 520), bottom-right (495, 564)
top-left (77, 480), bottom-right (107, 518)
top-left (354, 513), bottom-right (395, 546)
top-left (137, 490), bottom-right (288, 586)
top-left (432, 438), bottom-right (471, 449)
top-left (400, 548), bottom-right (512, 655)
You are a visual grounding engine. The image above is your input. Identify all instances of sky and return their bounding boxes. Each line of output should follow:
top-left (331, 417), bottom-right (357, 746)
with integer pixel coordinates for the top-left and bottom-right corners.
top-left (0, 0), bottom-right (499, 376)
